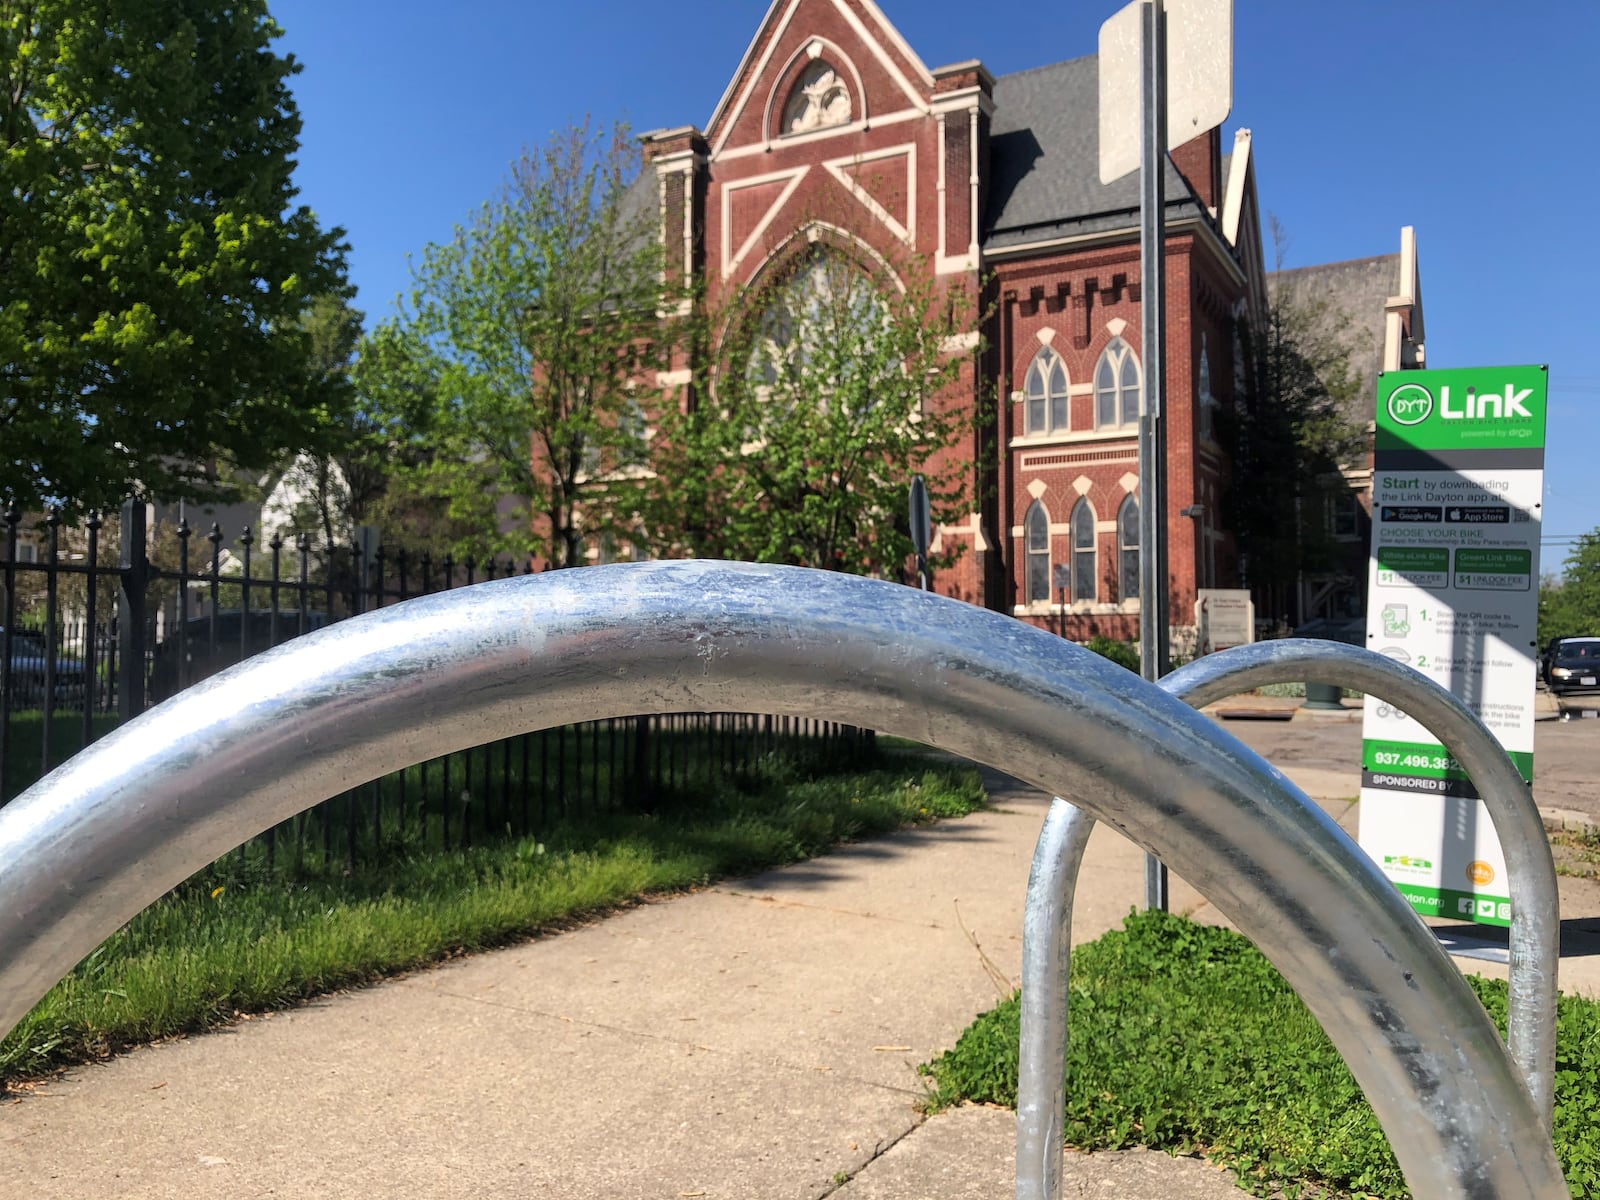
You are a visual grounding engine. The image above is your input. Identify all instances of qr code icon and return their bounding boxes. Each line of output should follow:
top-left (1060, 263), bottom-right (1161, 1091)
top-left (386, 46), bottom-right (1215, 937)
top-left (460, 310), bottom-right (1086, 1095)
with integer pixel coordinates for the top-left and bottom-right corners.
top-left (1513, 510), bottom-right (1530, 523)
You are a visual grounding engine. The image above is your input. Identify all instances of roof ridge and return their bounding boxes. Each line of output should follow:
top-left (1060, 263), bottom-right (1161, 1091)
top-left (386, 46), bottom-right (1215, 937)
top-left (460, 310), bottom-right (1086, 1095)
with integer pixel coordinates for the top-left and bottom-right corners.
top-left (1269, 253), bottom-right (1399, 276)
top-left (994, 53), bottom-right (1094, 85)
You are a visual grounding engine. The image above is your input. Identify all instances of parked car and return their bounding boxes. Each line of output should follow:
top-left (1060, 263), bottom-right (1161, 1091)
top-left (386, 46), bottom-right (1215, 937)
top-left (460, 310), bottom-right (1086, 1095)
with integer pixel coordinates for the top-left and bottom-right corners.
top-left (1541, 636), bottom-right (1600, 697)
top-left (1, 627), bottom-right (88, 709)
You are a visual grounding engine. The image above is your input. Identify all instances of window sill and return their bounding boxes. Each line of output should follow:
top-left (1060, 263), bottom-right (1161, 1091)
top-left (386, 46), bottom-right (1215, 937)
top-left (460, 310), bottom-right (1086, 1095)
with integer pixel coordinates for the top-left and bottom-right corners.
top-left (1013, 601), bottom-right (1141, 617)
top-left (1009, 428), bottom-right (1138, 450)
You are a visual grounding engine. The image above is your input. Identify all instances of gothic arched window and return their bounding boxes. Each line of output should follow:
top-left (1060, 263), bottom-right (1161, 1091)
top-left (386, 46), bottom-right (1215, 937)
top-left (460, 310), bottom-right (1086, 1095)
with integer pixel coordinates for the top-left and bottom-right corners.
top-left (1094, 338), bottom-right (1141, 429)
top-left (1071, 499), bottom-right (1097, 602)
top-left (1024, 500), bottom-right (1051, 604)
top-left (1118, 494), bottom-right (1140, 601)
top-left (1023, 345), bottom-right (1070, 435)
top-left (746, 249), bottom-right (883, 406)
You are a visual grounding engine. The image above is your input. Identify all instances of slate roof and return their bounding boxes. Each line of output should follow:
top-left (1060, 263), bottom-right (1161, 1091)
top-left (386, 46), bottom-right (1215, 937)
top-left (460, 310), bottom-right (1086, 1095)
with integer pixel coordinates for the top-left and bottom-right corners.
top-left (983, 55), bottom-right (1205, 251)
top-left (1268, 254), bottom-right (1399, 422)
top-left (616, 170), bottom-right (660, 259)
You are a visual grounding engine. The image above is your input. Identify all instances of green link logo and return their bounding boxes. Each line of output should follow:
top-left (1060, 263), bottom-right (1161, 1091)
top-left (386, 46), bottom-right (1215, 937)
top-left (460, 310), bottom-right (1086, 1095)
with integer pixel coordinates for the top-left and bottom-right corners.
top-left (1386, 383), bottom-right (1433, 426)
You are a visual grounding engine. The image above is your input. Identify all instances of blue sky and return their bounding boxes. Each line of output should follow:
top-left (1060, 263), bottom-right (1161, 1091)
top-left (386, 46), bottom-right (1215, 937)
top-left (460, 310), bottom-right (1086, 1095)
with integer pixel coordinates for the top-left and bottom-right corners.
top-left (271, 0), bottom-right (1600, 555)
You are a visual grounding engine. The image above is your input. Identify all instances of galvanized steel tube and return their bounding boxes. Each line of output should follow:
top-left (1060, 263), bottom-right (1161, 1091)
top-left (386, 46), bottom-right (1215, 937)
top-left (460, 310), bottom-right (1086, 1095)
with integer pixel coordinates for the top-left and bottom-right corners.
top-left (0, 564), bottom-right (1568, 1198)
top-left (1016, 799), bottom-right (1095, 1200)
top-left (1162, 639), bottom-right (1559, 1127)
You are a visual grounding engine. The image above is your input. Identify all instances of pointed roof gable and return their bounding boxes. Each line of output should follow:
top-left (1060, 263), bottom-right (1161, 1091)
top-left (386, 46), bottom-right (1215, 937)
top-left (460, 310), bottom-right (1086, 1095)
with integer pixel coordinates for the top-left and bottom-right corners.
top-left (705, 0), bottom-right (935, 157)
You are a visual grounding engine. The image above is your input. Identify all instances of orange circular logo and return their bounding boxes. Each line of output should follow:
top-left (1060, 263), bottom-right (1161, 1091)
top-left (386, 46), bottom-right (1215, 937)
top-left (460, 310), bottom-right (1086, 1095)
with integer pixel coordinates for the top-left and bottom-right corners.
top-left (1467, 861), bottom-right (1495, 886)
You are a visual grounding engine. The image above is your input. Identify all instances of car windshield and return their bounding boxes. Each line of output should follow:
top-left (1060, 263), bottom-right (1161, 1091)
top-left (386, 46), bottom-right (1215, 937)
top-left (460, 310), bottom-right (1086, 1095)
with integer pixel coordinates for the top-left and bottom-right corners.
top-left (1557, 641), bottom-right (1600, 661)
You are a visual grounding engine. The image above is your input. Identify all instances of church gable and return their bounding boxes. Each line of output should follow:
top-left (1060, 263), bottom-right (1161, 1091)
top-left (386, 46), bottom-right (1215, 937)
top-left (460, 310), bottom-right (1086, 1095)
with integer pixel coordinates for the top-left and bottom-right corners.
top-left (706, 0), bottom-right (934, 158)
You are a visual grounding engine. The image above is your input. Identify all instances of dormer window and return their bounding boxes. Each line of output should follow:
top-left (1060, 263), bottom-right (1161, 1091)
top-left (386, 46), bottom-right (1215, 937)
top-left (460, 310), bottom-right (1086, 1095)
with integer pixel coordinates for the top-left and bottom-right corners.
top-left (784, 62), bottom-right (851, 134)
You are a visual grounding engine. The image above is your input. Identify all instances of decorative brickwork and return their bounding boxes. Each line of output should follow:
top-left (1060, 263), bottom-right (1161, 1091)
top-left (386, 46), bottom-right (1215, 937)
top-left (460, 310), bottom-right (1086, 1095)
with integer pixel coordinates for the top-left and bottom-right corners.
top-left (635, 0), bottom-right (1279, 646)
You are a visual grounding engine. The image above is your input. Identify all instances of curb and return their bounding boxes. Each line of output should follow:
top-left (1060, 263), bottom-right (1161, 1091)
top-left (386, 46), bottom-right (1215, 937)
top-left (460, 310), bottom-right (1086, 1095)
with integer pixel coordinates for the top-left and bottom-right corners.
top-left (1541, 806), bottom-right (1599, 835)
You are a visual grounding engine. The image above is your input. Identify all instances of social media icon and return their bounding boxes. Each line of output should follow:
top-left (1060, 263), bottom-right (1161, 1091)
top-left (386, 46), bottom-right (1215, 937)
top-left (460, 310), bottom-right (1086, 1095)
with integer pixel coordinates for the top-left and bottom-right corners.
top-left (1498, 903), bottom-right (1512, 921)
top-left (1476, 899), bottom-right (1497, 918)
top-left (1458, 898), bottom-right (1476, 916)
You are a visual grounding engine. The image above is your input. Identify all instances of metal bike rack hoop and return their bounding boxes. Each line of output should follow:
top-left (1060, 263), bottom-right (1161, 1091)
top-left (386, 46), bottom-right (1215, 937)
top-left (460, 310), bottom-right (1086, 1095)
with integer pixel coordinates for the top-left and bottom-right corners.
top-left (0, 564), bottom-right (1568, 1199)
top-left (1017, 638), bottom-right (1561, 1200)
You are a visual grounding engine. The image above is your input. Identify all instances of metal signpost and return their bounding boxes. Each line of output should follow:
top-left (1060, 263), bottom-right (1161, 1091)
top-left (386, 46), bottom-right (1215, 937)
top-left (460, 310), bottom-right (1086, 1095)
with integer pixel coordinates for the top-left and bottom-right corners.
top-left (1358, 366), bottom-right (1549, 933)
top-left (1099, 0), bottom-right (1232, 911)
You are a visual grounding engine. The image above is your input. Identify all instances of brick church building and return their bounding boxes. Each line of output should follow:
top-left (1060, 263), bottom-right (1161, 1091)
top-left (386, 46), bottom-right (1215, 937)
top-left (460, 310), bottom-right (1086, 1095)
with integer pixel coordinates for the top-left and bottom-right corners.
top-left (638, 0), bottom-right (1272, 644)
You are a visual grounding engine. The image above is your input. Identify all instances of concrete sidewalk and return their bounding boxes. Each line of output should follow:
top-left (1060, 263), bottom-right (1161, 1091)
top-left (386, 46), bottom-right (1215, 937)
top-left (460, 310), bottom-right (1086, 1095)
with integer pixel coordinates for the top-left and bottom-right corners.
top-left (2, 745), bottom-right (1596, 1198)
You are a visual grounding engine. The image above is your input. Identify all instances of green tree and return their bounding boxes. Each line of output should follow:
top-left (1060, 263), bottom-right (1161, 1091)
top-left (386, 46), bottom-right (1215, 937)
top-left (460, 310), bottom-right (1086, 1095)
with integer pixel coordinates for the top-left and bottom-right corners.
top-left (345, 322), bottom-right (487, 555)
top-left (1540, 532), bottom-right (1600, 644)
top-left (0, 0), bottom-right (350, 514)
top-left (644, 246), bottom-right (982, 576)
top-left (263, 294), bottom-right (367, 553)
top-left (368, 121), bottom-right (671, 566)
top-left (1222, 234), bottom-right (1366, 616)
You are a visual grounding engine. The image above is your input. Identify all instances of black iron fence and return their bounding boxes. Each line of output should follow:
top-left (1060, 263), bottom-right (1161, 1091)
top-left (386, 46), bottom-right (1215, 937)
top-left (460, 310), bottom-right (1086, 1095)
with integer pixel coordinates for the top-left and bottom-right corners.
top-left (1, 504), bottom-right (873, 871)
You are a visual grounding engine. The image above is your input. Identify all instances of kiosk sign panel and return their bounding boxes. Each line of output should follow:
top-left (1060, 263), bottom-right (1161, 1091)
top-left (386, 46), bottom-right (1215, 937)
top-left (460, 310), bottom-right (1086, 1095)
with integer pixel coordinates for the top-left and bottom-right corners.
top-left (1357, 365), bottom-right (1547, 928)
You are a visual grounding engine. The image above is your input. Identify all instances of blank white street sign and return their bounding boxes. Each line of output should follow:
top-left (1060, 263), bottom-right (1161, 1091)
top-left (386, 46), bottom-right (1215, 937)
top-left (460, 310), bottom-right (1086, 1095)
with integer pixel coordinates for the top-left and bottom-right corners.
top-left (1099, 0), bottom-right (1233, 184)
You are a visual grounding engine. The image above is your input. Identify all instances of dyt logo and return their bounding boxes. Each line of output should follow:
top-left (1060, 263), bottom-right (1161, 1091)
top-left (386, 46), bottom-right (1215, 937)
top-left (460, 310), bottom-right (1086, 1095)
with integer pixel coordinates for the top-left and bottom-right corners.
top-left (1386, 383), bottom-right (1433, 426)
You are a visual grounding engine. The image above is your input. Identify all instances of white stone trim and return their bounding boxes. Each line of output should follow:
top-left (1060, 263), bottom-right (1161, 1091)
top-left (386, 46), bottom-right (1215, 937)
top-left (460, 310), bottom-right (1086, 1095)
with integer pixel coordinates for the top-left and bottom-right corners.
top-left (1071, 475), bottom-right (1093, 496)
top-left (930, 85), bottom-right (995, 118)
top-left (826, 0), bottom-right (931, 110)
top-left (1120, 472), bottom-right (1139, 493)
top-left (1221, 127), bottom-right (1252, 247)
top-left (941, 330), bottom-right (980, 353)
top-left (712, 108), bottom-right (924, 162)
top-left (656, 369), bottom-right (692, 388)
top-left (721, 165), bottom-right (809, 280)
top-left (967, 104), bottom-right (979, 261)
top-left (1035, 326), bottom-right (1056, 346)
top-left (1105, 317), bottom-right (1127, 337)
top-left (653, 153), bottom-right (697, 288)
top-left (1008, 428), bottom-right (1140, 450)
top-left (1025, 478), bottom-right (1048, 500)
top-left (936, 251), bottom-right (978, 275)
top-left (708, 0), bottom-right (802, 156)
top-left (1013, 600), bottom-right (1141, 618)
top-left (820, 142), bottom-right (916, 244)
top-left (943, 510), bottom-right (991, 552)
top-left (741, 220), bottom-right (909, 296)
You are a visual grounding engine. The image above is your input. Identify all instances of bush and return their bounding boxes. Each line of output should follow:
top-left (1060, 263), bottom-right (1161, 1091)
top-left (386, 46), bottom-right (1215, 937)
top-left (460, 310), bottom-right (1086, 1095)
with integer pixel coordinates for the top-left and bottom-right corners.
top-left (1084, 635), bottom-right (1140, 673)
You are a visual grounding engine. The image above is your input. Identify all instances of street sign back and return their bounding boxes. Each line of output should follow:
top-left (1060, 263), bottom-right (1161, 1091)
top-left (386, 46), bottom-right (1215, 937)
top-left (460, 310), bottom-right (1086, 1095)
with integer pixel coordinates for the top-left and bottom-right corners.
top-left (908, 475), bottom-right (931, 560)
top-left (1099, 0), bottom-right (1233, 184)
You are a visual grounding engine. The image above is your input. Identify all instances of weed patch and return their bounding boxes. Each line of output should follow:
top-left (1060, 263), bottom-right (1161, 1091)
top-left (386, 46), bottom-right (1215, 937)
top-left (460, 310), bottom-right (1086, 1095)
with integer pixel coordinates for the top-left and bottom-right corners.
top-left (1553, 826), bottom-right (1600, 881)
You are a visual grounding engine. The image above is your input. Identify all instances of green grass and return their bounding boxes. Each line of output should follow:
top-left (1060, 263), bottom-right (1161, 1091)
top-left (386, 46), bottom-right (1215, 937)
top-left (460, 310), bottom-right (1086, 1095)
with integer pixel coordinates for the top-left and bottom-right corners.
top-left (1, 710), bottom-right (121, 800)
top-left (922, 910), bottom-right (1600, 1199)
top-left (0, 756), bottom-right (984, 1084)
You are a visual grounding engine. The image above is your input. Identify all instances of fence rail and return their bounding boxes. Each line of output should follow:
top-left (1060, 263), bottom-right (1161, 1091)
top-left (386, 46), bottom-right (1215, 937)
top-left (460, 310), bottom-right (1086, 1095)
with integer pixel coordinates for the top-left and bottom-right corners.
top-left (1, 504), bottom-right (873, 874)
